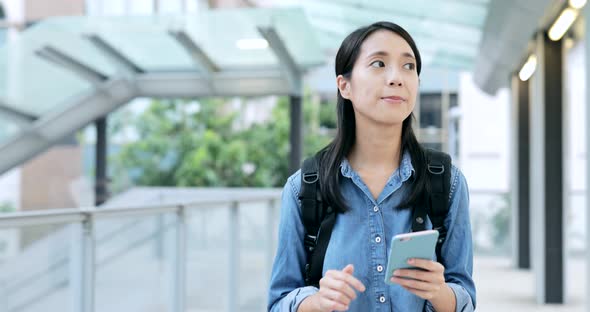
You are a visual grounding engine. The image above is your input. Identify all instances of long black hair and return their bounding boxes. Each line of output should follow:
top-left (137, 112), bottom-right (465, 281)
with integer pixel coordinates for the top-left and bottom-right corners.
top-left (317, 21), bottom-right (427, 212)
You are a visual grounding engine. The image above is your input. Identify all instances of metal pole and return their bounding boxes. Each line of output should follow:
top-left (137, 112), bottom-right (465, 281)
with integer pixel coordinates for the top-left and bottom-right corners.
top-left (584, 4), bottom-right (590, 312)
top-left (173, 207), bottom-right (187, 312)
top-left (82, 218), bottom-right (96, 312)
top-left (71, 218), bottom-right (95, 312)
top-left (441, 67), bottom-right (450, 153)
top-left (530, 31), bottom-right (564, 304)
top-left (228, 202), bottom-right (239, 312)
top-left (153, 0), bottom-right (160, 14)
top-left (266, 199), bottom-right (277, 284)
top-left (513, 75), bottom-right (531, 269)
top-left (289, 95), bottom-right (303, 174)
top-left (95, 117), bottom-right (108, 206)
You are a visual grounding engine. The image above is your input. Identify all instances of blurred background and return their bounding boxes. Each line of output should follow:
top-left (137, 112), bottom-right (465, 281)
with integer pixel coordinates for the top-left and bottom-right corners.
top-left (0, 0), bottom-right (586, 311)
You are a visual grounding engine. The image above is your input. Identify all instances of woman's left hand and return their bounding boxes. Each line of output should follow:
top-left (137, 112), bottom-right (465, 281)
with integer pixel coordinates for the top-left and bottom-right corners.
top-left (390, 258), bottom-right (447, 300)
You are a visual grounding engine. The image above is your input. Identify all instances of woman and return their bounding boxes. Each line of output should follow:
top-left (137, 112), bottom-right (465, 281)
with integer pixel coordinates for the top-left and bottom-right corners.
top-left (268, 21), bottom-right (476, 312)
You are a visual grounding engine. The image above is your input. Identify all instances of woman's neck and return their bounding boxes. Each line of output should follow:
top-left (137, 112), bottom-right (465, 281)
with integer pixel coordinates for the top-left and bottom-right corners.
top-left (348, 121), bottom-right (403, 173)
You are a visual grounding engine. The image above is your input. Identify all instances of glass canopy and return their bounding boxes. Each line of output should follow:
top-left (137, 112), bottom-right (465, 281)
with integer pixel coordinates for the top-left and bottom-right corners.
top-left (258, 0), bottom-right (490, 70)
top-left (0, 7), bottom-right (324, 173)
top-left (0, 1), bottom-right (493, 173)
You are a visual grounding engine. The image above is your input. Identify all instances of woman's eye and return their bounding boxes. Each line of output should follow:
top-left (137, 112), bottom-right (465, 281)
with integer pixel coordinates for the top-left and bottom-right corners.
top-left (403, 63), bottom-right (416, 70)
top-left (370, 60), bottom-right (385, 68)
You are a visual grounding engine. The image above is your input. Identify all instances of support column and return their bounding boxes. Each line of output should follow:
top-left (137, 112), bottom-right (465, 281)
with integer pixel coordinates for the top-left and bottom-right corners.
top-left (511, 75), bottom-right (531, 269)
top-left (289, 95), bottom-right (303, 174)
top-left (95, 117), bottom-right (109, 206)
top-left (530, 31), bottom-right (564, 304)
top-left (584, 4), bottom-right (590, 311)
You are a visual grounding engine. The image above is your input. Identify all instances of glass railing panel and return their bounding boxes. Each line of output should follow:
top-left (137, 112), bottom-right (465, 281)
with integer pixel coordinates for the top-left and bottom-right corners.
top-left (0, 223), bottom-right (73, 312)
top-left (94, 213), bottom-right (176, 312)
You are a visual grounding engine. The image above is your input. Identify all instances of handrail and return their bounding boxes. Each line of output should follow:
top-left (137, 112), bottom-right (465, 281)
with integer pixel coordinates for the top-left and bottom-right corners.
top-left (0, 189), bottom-right (282, 312)
top-left (0, 191), bottom-right (282, 229)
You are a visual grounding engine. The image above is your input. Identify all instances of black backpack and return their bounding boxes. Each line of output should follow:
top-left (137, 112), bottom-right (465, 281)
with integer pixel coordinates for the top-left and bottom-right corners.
top-left (298, 149), bottom-right (452, 287)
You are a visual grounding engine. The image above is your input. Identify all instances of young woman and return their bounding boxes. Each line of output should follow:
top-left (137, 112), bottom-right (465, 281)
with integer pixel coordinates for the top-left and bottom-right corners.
top-left (268, 21), bottom-right (476, 312)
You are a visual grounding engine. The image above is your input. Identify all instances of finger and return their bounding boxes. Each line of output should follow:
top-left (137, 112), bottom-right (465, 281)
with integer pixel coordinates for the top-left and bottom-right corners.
top-left (407, 258), bottom-right (444, 272)
top-left (328, 269), bottom-right (366, 292)
top-left (318, 296), bottom-right (349, 312)
top-left (393, 269), bottom-right (443, 283)
top-left (321, 276), bottom-right (358, 301)
top-left (390, 276), bottom-right (441, 293)
top-left (342, 264), bottom-right (354, 274)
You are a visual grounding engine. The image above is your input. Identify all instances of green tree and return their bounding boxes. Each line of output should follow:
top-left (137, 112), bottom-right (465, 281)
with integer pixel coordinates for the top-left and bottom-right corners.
top-left (110, 93), bottom-right (333, 190)
top-left (0, 202), bottom-right (15, 213)
top-left (319, 99), bottom-right (338, 129)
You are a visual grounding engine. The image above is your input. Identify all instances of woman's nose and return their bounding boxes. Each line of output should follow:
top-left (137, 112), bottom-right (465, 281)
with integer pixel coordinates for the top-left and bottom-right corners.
top-left (387, 70), bottom-right (403, 86)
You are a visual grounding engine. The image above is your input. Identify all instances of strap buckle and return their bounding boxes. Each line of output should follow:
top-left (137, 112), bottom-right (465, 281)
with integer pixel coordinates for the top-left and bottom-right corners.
top-left (427, 164), bottom-right (445, 175)
top-left (433, 226), bottom-right (447, 244)
top-left (302, 172), bottom-right (319, 184)
top-left (304, 234), bottom-right (317, 252)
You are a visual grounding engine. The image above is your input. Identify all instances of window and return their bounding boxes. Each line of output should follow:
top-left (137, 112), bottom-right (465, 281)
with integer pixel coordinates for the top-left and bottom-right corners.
top-left (419, 93), bottom-right (441, 128)
top-left (419, 93), bottom-right (458, 129)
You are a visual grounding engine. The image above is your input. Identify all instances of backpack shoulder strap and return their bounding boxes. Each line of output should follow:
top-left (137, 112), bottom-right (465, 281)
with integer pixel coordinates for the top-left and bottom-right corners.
top-left (424, 149), bottom-right (452, 263)
top-left (299, 156), bottom-right (321, 241)
top-left (298, 154), bottom-right (336, 287)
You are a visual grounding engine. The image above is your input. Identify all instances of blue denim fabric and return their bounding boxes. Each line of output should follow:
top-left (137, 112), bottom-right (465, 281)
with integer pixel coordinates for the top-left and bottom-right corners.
top-left (268, 151), bottom-right (476, 312)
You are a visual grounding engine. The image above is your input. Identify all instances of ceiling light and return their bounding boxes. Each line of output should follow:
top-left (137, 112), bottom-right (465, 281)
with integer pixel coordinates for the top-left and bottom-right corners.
top-left (548, 8), bottom-right (578, 41)
top-left (569, 0), bottom-right (587, 9)
top-left (236, 38), bottom-right (268, 50)
top-left (519, 54), bottom-right (537, 82)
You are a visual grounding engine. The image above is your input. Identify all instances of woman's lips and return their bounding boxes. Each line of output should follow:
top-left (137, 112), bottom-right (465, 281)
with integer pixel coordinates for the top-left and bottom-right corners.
top-left (381, 96), bottom-right (406, 103)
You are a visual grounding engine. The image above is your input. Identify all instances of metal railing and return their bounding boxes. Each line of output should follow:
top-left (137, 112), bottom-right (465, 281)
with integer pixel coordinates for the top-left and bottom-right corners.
top-left (0, 190), bottom-right (282, 312)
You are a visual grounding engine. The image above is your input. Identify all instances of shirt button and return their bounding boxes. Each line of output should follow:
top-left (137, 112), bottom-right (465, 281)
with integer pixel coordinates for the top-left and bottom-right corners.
top-left (373, 206), bottom-right (379, 212)
top-left (379, 295), bottom-right (386, 303)
top-left (377, 265), bottom-right (383, 272)
top-left (375, 236), bottom-right (381, 243)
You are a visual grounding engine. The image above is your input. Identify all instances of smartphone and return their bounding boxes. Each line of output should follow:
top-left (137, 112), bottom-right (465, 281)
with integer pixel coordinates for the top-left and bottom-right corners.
top-left (384, 229), bottom-right (439, 285)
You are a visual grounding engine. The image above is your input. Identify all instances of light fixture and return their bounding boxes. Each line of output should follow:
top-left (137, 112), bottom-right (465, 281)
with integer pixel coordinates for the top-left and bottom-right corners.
top-left (548, 8), bottom-right (578, 41)
top-left (236, 38), bottom-right (268, 50)
top-left (569, 0), bottom-right (587, 9)
top-left (519, 54), bottom-right (537, 81)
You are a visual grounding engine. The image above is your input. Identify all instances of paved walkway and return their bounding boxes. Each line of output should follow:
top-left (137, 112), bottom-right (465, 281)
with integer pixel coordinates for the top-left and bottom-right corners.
top-left (475, 256), bottom-right (586, 312)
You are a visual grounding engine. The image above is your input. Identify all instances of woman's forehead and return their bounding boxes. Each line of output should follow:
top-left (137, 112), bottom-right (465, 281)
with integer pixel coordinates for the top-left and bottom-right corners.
top-left (359, 30), bottom-right (415, 58)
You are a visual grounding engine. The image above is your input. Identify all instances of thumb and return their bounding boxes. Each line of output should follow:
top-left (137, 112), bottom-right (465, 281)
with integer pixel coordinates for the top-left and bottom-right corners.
top-left (342, 264), bottom-right (354, 274)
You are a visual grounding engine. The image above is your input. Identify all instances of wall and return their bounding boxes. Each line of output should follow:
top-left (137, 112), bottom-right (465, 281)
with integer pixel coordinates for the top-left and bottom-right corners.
top-left (459, 72), bottom-right (510, 191)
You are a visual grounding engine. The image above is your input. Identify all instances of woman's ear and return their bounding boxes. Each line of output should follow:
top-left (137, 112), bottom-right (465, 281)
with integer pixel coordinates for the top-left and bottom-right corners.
top-left (336, 75), bottom-right (351, 99)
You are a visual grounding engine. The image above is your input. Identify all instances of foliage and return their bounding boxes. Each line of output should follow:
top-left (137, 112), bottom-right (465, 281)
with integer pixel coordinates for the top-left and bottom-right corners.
top-left (491, 194), bottom-right (511, 250)
top-left (0, 202), bottom-right (15, 213)
top-left (319, 99), bottom-right (338, 129)
top-left (109, 94), bottom-right (334, 190)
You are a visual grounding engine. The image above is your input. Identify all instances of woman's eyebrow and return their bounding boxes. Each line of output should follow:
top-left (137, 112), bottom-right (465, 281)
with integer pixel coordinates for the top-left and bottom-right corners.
top-left (401, 52), bottom-right (416, 60)
top-left (366, 51), bottom-right (389, 59)
top-left (366, 51), bottom-right (415, 60)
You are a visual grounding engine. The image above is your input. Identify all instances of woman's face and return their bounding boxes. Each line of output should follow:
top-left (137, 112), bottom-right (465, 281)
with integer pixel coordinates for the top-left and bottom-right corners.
top-left (337, 30), bottom-right (419, 127)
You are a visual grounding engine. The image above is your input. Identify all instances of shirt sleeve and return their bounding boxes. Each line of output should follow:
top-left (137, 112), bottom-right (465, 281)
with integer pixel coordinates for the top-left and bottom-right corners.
top-left (268, 172), bottom-right (319, 312)
top-left (426, 167), bottom-right (477, 312)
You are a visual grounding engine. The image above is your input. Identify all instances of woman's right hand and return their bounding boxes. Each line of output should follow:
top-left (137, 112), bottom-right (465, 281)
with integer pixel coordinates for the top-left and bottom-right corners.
top-left (300, 264), bottom-right (366, 312)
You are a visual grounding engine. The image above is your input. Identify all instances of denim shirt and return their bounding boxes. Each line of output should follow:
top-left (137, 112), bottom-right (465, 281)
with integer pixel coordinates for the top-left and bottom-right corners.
top-left (268, 152), bottom-right (476, 312)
